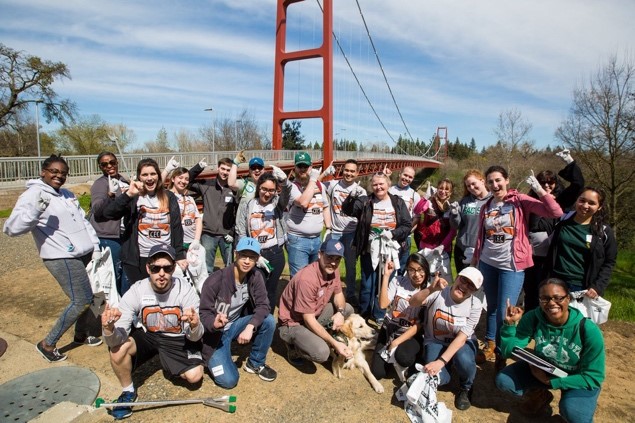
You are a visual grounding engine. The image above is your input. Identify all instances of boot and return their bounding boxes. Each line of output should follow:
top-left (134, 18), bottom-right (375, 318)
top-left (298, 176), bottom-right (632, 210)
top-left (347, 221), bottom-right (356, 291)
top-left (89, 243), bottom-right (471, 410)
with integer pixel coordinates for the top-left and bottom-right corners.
top-left (518, 388), bottom-right (554, 416)
top-left (482, 340), bottom-right (496, 361)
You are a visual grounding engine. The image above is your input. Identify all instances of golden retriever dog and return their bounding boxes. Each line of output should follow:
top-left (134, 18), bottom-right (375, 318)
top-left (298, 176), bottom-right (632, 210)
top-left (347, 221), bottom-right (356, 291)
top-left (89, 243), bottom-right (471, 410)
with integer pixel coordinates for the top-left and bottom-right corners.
top-left (331, 314), bottom-right (384, 393)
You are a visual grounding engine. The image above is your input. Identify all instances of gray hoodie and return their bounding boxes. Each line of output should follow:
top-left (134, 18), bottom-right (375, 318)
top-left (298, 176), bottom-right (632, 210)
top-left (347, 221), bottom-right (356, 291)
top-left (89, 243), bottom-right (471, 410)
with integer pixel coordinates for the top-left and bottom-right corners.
top-left (3, 179), bottom-right (99, 259)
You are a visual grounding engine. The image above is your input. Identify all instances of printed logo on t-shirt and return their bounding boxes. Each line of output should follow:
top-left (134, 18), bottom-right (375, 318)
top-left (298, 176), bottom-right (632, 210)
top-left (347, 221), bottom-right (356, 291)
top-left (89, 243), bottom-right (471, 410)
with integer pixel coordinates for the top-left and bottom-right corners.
top-left (483, 204), bottom-right (515, 243)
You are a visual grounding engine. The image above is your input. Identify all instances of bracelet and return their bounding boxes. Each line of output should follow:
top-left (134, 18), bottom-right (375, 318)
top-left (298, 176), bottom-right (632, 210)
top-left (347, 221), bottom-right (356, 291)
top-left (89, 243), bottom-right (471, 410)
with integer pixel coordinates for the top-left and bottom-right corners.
top-left (438, 356), bottom-right (448, 365)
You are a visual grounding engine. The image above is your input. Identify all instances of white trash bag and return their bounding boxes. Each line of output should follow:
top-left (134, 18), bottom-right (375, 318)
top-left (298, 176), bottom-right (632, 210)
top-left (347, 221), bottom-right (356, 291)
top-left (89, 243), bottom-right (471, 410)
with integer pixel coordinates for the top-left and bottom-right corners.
top-left (569, 290), bottom-right (611, 324)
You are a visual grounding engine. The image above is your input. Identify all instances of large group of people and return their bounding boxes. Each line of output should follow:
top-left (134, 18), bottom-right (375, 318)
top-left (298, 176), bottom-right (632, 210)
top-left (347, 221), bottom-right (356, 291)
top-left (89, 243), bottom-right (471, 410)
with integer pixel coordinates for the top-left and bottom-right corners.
top-left (2, 148), bottom-right (616, 421)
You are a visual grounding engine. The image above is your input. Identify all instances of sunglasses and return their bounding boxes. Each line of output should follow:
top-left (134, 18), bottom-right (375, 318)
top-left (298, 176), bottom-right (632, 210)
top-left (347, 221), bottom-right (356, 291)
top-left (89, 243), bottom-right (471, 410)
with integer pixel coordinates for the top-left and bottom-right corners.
top-left (43, 168), bottom-right (68, 177)
top-left (148, 264), bottom-right (176, 274)
top-left (250, 165), bottom-right (264, 171)
top-left (99, 160), bottom-right (118, 168)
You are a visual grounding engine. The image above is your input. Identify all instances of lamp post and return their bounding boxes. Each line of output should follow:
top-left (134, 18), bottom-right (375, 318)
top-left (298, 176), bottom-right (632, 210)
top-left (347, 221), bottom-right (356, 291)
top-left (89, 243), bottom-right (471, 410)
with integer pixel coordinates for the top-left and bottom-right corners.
top-left (35, 100), bottom-right (42, 158)
top-left (204, 108), bottom-right (215, 152)
top-left (234, 119), bottom-right (242, 152)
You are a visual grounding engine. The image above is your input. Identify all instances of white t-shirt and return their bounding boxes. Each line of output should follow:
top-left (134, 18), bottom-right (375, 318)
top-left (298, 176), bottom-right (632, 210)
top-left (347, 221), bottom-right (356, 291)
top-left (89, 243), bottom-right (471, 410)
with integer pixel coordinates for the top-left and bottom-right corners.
top-left (422, 287), bottom-right (483, 346)
top-left (248, 201), bottom-right (279, 250)
top-left (174, 192), bottom-right (200, 244)
top-left (286, 181), bottom-right (329, 237)
top-left (136, 195), bottom-right (171, 257)
top-left (324, 180), bottom-right (366, 233)
top-left (384, 275), bottom-right (422, 335)
top-left (389, 185), bottom-right (421, 217)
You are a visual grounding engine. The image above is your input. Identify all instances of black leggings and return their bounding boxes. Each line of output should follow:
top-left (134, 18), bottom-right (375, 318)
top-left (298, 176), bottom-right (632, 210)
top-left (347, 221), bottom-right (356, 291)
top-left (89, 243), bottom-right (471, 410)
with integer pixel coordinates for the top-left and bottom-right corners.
top-left (370, 326), bottom-right (422, 380)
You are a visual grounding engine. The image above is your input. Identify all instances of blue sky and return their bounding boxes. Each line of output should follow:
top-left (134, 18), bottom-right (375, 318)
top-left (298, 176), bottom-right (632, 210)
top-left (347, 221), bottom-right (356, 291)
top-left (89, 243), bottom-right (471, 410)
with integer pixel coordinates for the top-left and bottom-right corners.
top-left (1, 0), bottom-right (634, 152)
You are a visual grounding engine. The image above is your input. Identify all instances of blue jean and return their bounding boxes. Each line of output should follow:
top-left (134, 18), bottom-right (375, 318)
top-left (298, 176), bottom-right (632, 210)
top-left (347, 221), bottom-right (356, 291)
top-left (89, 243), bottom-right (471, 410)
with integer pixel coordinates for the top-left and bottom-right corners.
top-left (329, 232), bottom-right (358, 299)
top-left (98, 237), bottom-right (130, 296)
top-left (496, 361), bottom-right (600, 423)
top-left (479, 261), bottom-right (525, 345)
top-left (423, 340), bottom-right (478, 390)
top-left (397, 235), bottom-right (412, 276)
top-left (42, 254), bottom-right (94, 346)
top-left (360, 253), bottom-right (385, 320)
top-left (207, 314), bottom-right (275, 389)
top-left (286, 234), bottom-right (321, 279)
top-left (201, 233), bottom-right (232, 273)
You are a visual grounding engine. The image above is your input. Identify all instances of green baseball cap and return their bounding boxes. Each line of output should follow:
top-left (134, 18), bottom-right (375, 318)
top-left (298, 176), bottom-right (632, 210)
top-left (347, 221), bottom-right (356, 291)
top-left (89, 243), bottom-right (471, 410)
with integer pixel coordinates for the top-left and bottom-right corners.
top-left (294, 151), bottom-right (312, 166)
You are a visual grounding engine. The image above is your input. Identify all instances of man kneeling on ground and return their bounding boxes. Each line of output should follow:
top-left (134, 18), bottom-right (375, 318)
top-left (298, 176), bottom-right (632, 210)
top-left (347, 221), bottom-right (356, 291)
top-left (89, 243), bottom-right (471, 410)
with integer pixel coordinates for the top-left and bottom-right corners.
top-left (101, 244), bottom-right (204, 420)
top-left (199, 237), bottom-right (277, 388)
top-left (278, 238), bottom-right (355, 365)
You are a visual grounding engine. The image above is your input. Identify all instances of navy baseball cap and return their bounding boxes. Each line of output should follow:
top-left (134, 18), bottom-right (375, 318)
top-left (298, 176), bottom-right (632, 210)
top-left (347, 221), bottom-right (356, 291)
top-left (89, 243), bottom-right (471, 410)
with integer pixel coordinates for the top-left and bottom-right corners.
top-left (249, 157), bottom-right (265, 168)
top-left (319, 238), bottom-right (345, 257)
top-left (236, 237), bottom-right (261, 255)
top-left (148, 244), bottom-right (176, 261)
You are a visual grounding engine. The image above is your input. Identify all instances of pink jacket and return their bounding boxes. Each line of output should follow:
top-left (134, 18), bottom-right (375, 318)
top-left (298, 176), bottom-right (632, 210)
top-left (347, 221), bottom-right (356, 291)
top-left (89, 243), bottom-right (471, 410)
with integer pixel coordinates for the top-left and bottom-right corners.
top-left (413, 198), bottom-right (456, 253)
top-left (473, 189), bottom-right (562, 271)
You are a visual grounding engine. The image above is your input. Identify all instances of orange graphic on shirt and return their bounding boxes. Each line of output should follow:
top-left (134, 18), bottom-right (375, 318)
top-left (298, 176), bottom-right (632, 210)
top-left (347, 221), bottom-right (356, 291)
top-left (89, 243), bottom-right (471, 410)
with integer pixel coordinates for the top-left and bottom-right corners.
top-left (138, 205), bottom-right (170, 239)
top-left (370, 208), bottom-right (397, 230)
top-left (142, 305), bottom-right (183, 334)
top-left (307, 189), bottom-right (326, 215)
top-left (432, 308), bottom-right (457, 340)
top-left (249, 211), bottom-right (275, 244)
top-left (484, 207), bottom-right (516, 239)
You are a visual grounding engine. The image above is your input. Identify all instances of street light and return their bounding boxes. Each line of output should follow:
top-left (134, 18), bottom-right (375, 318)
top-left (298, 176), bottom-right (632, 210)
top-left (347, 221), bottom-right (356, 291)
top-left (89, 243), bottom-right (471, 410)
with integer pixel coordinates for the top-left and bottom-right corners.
top-left (203, 108), bottom-right (215, 152)
top-left (34, 100), bottom-right (42, 158)
top-left (234, 119), bottom-right (242, 151)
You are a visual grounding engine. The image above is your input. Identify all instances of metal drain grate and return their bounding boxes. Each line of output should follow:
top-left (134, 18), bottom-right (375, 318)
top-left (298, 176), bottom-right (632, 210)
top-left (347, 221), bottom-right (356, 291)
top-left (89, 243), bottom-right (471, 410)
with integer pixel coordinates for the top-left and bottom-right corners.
top-left (0, 366), bottom-right (100, 422)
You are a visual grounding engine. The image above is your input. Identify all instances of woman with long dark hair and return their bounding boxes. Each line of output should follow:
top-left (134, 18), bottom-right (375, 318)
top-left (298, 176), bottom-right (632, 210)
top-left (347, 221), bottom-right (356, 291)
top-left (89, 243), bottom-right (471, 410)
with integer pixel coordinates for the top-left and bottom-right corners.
top-left (103, 158), bottom-right (186, 286)
top-left (166, 167), bottom-right (202, 250)
top-left (4, 154), bottom-right (102, 362)
top-left (235, 171), bottom-right (291, 309)
top-left (545, 187), bottom-right (617, 298)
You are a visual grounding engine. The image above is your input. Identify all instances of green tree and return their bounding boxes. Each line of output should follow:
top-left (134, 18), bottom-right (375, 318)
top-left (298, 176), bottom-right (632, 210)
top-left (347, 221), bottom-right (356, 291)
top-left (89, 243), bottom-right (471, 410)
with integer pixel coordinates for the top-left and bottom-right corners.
top-left (556, 54), bottom-right (635, 243)
top-left (144, 127), bottom-right (172, 153)
top-left (55, 115), bottom-right (110, 154)
top-left (0, 43), bottom-right (76, 130)
top-left (282, 120), bottom-right (305, 150)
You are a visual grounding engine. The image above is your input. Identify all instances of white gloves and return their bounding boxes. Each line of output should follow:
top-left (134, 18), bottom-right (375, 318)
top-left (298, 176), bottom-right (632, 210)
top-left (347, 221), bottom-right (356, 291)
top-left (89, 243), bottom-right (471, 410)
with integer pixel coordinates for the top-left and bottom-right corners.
top-left (36, 191), bottom-right (51, 212)
top-left (351, 186), bottom-right (364, 197)
top-left (224, 234), bottom-right (234, 244)
top-left (380, 229), bottom-right (393, 241)
top-left (256, 256), bottom-right (273, 274)
top-left (198, 158), bottom-right (208, 168)
top-left (526, 170), bottom-right (543, 193)
top-left (309, 168), bottom-right (321, 182)
top-left (165, 156), bottom-right (179, 174)
top-left (92, 249), bottom-right (103, 263)
top-left (556, 149), bottom-right (574, 164)
top-left (322, 165), bottom-right (336, 177)
top-left (108, 175), bottom-right (120, 195)
top-left (234, 150), bottom-right (247, 166)
top-left (189, 239), bottom-right (201, 250)
top-left (449, 201), bottom-right (460, 216)
top-left (271, 165), bottom-right (287, 182)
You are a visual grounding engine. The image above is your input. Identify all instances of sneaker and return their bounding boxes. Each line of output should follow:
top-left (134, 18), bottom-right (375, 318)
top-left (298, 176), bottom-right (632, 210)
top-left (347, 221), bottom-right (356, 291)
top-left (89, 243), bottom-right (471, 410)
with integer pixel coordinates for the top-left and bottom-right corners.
top-left (244, 361), bottom-right (277, 382)
top-left (35, 342), bottom-right (67, 363)
top-left (73, 336), bottom-right (103, 347)
top-left (454, 388), bottom-right (472, 410)
top-left (109, 390), bottom-right (137, 420)
top-left (285, 342), bottom-right (305, 367)
top-left (518, 388), bottom-right (554, 416)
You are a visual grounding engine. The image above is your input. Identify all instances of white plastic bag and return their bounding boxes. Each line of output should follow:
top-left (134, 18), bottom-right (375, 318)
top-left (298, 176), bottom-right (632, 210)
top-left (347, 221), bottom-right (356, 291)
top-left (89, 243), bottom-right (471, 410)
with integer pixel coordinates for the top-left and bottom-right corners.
top-left (173, 243), bottom-right (209, 294)
top-left (419, 248), bottom-right (452, 283)
top-left (569, 291), bottom-right (611, 324)
top-left (86, 246), bottom-right (120, 307)
top-left (396, 364), bottom-right (452, 423)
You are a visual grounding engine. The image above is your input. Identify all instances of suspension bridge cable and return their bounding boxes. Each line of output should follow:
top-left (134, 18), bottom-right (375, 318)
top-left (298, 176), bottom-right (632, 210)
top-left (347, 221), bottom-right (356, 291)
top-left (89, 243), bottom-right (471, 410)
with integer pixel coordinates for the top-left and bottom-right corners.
top-left (354, 0), bottom-right (420, 149)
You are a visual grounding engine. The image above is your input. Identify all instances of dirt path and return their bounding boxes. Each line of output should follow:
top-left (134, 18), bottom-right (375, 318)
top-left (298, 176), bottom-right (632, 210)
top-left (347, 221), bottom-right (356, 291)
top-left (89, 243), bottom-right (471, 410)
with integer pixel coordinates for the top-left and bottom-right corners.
top-left (0, 219), bottom-right (633, 422)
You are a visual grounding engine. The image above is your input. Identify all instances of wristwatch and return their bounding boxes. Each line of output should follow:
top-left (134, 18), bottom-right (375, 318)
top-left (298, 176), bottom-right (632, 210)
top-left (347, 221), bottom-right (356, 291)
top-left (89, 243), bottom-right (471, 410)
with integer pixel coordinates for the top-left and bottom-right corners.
top-left (336, 307), bottom-right (345, 315)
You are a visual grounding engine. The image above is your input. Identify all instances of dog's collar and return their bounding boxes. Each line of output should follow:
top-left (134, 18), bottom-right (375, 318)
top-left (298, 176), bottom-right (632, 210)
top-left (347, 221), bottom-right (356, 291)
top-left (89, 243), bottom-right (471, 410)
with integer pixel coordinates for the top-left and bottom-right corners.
top-left (332, 332), bottom-right (349, 346)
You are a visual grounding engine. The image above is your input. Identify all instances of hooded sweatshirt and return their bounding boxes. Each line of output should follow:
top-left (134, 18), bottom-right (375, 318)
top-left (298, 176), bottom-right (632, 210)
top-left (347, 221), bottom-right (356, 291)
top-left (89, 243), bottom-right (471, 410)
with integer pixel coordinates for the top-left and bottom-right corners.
top-left (500, 307), bottom-right (605, 391)
top-left (3, 179), bottom-right (99, 259)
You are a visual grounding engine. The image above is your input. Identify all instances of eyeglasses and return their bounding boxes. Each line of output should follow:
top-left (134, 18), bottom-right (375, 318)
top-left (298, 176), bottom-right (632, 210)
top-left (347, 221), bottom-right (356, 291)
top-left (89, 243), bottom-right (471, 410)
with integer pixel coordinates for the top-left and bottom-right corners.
top-left (538, 295), bottom-right (569, 304)
top-left (260, 187), bottom-right (277, 194)
top-left (457, 276), bottom-right (477, 291)
top-left (250, 165), bottom-right (264, 171)
top-left (237, 253), bottom-right (258, 262)
top-left (407, 267), bottom-right (426, 276)
top-left (148, 264), bottom-right (176, 274)
top-left (99, 160), bottom-right (118, 168)
top-left (43, 168), bottom-right (68, 177)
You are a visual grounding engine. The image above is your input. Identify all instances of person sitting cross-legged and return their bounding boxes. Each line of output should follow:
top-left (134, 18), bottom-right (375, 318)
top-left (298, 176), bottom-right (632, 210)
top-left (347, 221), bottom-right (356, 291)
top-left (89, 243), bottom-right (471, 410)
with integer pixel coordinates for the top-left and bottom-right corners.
top-left (101, 244), bottom-right (204, 420)
top-left (199, 237), bottom-right (277, 388)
